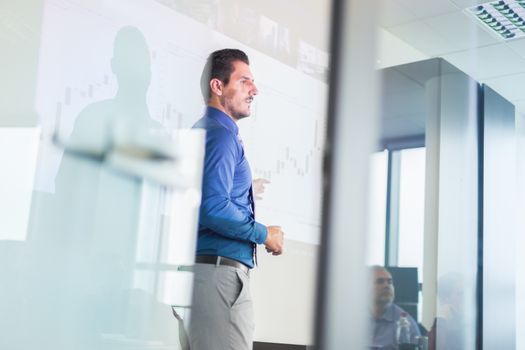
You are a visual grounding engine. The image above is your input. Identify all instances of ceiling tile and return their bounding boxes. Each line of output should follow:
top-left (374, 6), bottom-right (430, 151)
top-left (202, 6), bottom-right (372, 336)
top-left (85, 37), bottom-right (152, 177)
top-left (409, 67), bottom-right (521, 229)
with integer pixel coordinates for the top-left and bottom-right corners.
top-left (450, 0), bottom-right (491, 9)
top-left (395, 0), bottom-right (459, 19)
top-left (388, 11), bottom-right (500, 57)
top-left (424, 11), bottom-right (499, 53)
top-left (377, 0), bottom-right (419, 27)
top-left (483, 72), bottom-right (525, 101)
top-left (506, 38), bottom-right (525, 59)
top-left (387, 21), bottom-right (454, 56)
top-left (442, 43), bottom-right (525, 80)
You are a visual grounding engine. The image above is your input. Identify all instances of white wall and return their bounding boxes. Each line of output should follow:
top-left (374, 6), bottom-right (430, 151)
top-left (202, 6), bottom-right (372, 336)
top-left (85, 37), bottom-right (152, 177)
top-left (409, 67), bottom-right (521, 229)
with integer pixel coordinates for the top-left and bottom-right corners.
top-left (252, 240), bottom-right (318, 344)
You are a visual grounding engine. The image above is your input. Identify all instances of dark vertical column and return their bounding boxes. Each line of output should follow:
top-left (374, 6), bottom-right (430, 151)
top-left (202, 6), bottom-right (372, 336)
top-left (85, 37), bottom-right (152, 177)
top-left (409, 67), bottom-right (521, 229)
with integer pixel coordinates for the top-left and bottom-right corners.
top-left (482, 85), bottom-right (517, 349)
top-left (384, 150), bottom-right (400, 266)
top-left (476, 83), bottom-right (484, 350)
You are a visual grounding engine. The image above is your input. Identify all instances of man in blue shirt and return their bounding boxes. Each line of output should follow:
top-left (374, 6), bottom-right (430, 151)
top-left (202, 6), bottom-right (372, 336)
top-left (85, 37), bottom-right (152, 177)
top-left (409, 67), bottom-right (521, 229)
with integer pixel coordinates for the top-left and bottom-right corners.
top-left (189, 49), bottom-right (284, 350)
top-left (370, 266), bottom-right (421, 349)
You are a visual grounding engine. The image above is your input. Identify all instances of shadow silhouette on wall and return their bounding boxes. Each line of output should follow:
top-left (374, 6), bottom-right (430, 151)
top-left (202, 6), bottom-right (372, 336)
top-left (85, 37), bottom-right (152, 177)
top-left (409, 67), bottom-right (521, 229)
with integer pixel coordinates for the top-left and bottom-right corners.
top-left (1, 26), bottom-right (180, 350)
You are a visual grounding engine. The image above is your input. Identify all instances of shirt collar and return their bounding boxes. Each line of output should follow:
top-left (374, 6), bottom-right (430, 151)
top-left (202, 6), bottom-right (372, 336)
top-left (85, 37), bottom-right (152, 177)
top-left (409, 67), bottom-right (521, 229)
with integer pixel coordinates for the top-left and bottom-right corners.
top-left (205, 106), bottom-right (239, 135)
top-left (379, 304), bottom-right (396, 322)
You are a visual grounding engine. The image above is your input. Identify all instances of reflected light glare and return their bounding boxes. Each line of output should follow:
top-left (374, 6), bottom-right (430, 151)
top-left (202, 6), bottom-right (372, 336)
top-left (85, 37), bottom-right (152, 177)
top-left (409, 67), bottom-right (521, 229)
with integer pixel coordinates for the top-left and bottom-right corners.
top-left (183, 188), bottom-right (201, 207)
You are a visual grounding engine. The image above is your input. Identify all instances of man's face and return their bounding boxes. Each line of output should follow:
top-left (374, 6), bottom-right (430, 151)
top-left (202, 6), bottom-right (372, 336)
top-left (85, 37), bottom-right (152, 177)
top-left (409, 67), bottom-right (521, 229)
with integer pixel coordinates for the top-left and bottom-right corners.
top-left (221, 60), bottom-right (258, 120)
top-left (373, 268), bottom-right (395, 306)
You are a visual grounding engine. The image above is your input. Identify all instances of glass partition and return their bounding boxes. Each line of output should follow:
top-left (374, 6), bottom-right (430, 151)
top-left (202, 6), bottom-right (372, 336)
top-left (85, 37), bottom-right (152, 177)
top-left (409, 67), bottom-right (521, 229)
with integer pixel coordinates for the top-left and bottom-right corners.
top-left (351, 1), bottom-right (524, 348)
top-left (366, 59), bottom-right (480, 349)
top-left (1, 1), bottom-right (331, 349)
top-left (4, 1), bottom-right (525, 349)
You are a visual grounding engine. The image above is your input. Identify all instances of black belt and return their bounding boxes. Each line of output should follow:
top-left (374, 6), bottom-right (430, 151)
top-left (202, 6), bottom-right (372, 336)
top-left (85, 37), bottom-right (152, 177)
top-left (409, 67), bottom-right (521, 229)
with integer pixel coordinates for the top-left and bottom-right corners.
top-left (195, 255), bottom-right (250, 275)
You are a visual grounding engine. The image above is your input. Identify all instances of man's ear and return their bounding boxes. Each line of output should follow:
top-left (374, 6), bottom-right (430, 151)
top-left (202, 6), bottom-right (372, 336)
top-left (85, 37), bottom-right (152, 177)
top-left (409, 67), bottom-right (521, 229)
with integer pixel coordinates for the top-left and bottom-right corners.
top-left (210, 78), bottom-right (223, 96)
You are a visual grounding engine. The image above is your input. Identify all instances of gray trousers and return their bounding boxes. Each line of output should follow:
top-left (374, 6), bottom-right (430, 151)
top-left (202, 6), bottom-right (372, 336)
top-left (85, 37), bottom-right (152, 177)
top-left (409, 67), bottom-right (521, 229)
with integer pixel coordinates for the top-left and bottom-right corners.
top-left (189, 263), bottom-right (254, 350)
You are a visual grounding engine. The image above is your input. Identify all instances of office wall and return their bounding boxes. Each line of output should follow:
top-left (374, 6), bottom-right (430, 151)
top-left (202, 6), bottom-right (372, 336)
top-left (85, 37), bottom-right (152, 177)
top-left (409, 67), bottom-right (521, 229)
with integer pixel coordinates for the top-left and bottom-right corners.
top-left (252, 240), bottom-right (318, 344)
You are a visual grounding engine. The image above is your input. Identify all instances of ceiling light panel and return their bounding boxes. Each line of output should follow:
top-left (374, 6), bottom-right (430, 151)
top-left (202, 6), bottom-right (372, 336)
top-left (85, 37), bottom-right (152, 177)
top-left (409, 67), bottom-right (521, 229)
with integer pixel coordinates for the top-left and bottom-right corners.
top-left (469, 0), bottom-right (525, 40)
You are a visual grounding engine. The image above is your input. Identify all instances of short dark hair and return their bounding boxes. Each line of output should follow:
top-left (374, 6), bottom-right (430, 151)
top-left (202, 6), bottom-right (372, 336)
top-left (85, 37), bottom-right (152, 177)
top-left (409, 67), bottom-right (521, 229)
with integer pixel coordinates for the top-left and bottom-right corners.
top-left (200, 49), bottom-right (249, 102)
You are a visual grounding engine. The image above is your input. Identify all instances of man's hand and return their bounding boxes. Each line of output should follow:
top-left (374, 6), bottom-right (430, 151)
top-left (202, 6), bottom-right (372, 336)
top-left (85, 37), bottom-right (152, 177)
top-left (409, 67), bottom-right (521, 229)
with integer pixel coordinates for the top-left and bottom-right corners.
top-left (264, 225), bottom-right (284, 256)
top-left (253, 178), bottom-right (270, 200)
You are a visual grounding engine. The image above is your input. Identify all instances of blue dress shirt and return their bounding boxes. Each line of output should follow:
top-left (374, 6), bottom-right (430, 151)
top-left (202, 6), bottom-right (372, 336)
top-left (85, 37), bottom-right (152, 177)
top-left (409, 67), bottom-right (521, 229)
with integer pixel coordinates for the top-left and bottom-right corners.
top-left (371, 303), bottom-right (421, 349)
top-left (193, 107), bottom-right (268, 268)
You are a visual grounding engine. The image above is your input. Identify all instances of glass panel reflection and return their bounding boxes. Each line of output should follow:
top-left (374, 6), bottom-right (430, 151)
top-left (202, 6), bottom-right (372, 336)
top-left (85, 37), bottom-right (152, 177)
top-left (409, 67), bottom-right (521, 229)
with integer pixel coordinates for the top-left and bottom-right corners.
top-left (2, 0), bottom-right (331, 349)
top-left (373, 58), bottom-right (480, 350)
top-left (2, 1), bottom-right (208, 349)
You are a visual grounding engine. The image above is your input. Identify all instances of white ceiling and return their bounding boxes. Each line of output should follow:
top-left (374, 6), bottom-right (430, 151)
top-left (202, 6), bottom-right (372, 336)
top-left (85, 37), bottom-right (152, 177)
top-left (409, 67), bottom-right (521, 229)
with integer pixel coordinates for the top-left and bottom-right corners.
top-left (380, 0), bottom-right (525, 114)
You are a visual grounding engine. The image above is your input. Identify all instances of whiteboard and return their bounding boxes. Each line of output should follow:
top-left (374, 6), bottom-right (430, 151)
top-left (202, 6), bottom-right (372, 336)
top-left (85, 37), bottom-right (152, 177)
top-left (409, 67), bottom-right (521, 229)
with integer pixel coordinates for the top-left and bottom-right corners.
top-left (34, 0), bottom-right (327, 244)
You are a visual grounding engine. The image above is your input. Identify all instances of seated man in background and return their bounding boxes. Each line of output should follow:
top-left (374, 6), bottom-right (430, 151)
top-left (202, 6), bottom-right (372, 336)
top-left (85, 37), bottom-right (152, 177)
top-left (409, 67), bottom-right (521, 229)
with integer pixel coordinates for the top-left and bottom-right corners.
top-left (370, 265), bottom-right (420, 349)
